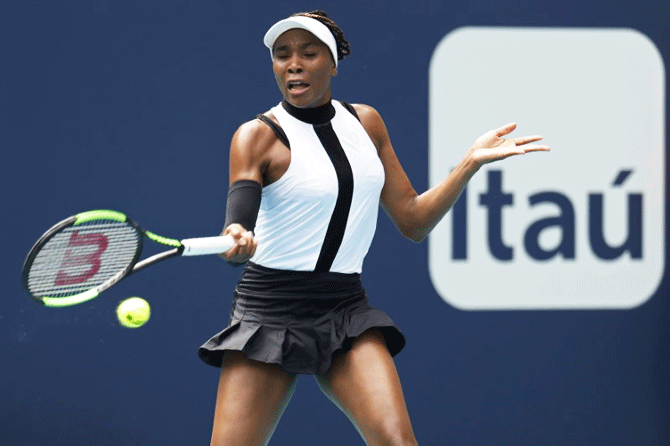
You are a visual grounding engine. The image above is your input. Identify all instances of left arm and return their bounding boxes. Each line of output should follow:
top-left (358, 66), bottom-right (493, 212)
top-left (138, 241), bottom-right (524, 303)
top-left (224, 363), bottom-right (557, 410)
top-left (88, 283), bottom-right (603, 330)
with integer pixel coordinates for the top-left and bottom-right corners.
top-left (354, 104), bottom-right (549, 242)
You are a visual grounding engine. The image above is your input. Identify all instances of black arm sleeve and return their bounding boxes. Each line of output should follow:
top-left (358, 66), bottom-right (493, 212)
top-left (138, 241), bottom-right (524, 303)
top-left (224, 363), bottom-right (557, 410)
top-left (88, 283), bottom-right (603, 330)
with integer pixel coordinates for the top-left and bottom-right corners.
top-left (223, 179), bottom-right (262, 232)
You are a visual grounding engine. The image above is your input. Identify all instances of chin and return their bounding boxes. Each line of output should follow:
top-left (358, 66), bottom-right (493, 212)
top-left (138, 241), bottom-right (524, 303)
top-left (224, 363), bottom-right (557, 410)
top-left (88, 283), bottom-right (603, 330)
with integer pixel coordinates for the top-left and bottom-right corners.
top-left (283, 90), bottom-right (330, 109)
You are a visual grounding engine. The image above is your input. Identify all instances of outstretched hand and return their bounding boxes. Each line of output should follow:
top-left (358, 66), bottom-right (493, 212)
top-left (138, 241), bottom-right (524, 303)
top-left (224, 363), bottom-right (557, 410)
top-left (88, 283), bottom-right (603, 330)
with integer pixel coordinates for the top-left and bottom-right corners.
top-left (467, 122), bottom-right (550, 167)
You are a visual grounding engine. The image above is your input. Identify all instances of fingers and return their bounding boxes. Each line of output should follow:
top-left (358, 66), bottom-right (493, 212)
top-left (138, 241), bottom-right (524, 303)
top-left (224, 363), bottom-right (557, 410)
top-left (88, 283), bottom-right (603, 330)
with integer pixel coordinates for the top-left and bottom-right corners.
top-left (502, 142), bottom-right (550, 156)
top-left (499, 143), bottom-right (550, 158)
top-left (494, 124), bottom-right (544, 146)
top-left (472, 124), bottom-right (549, 166)
top-left (219, 223), bottom-right (257, 263)
top-left (473, 141), bottom-right (550, 165)
top-left (495, 122), bottom-right (517, 137)
top-left (520, 144), bottom-right (550, 153)
top-left (513, 135), bottom-right (544, 146)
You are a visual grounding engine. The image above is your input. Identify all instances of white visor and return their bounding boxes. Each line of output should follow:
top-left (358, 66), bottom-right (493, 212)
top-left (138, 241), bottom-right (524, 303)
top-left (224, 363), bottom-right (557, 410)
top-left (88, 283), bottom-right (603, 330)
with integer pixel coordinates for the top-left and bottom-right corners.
top-left (263, 16), bottom-right (338, 68)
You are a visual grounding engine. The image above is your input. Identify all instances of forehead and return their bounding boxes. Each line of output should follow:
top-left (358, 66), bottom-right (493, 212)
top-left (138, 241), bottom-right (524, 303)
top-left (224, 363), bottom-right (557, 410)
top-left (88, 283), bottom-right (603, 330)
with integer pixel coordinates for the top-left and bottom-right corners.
top-left (273, 28), bottom-right (326, 50)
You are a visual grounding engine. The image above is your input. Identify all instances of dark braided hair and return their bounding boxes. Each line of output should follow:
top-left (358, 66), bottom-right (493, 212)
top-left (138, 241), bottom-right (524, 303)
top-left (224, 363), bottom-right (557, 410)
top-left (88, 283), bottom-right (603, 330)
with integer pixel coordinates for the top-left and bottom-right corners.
top-left (292, 10), bottom-right (351, 61)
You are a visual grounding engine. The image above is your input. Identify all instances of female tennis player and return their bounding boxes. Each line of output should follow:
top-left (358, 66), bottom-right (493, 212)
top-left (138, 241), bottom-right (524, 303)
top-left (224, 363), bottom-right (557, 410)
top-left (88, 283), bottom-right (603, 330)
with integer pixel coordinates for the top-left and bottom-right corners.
top-left (198, 10), bottom-right (549, 446)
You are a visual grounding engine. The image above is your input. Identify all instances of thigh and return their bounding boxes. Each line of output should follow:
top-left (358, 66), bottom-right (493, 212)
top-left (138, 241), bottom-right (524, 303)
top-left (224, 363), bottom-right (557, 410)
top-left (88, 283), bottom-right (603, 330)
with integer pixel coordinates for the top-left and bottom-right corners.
top-left (315, 329), bottom-right (417, 446)
top-left (210, 350), bottom-right (297, 446)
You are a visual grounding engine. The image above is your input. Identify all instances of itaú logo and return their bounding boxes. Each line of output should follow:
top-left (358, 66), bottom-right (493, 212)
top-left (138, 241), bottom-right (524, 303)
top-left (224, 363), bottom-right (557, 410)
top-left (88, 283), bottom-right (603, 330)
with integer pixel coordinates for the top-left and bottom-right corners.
top-left (428, 27), bottom-right (665, 310)
top-left (451, 169), bottom-right (642, 262)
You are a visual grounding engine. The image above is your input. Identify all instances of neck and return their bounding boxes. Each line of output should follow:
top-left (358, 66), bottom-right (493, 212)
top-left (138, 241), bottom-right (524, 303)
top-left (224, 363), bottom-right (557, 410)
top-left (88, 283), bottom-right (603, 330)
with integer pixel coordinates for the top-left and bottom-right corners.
top-left (282, 99), bottom-right (335, 125)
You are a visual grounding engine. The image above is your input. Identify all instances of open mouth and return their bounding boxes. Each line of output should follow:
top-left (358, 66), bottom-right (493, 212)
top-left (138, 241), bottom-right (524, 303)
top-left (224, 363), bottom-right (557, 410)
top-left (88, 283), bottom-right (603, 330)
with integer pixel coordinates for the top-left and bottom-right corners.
top-left (287, 81), bottom-right (310, 92)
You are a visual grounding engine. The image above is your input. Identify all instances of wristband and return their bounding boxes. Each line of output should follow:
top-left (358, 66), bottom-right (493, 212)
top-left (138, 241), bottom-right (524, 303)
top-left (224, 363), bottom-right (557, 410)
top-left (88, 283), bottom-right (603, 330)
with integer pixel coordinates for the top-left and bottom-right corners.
top-left (224, 180), bottom-right (262, 232)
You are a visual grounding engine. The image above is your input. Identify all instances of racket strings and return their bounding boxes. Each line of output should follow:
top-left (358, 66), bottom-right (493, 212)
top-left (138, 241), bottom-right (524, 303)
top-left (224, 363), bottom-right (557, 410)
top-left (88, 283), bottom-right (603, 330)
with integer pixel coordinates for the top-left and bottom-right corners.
top-left (26, 220), bottom-right (140, 298)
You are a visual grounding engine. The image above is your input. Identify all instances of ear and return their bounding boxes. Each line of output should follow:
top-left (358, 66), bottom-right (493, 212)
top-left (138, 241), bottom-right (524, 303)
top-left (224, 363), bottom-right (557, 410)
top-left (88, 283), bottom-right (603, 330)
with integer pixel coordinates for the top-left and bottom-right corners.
top-left (331, 63), bottom-right (338, 77)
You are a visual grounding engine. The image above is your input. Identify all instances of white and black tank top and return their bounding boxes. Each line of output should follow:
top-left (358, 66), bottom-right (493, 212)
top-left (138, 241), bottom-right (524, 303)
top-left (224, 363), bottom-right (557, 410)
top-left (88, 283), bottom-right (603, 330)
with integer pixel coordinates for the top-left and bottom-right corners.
top-left (250, 100), bottom-right (384, 274)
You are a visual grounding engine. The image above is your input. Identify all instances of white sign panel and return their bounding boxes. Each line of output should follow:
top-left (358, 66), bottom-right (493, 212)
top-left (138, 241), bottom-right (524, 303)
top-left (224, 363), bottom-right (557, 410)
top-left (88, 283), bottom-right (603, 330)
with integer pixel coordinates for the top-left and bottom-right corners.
top-left (428, 27), bottom-right (665, 310)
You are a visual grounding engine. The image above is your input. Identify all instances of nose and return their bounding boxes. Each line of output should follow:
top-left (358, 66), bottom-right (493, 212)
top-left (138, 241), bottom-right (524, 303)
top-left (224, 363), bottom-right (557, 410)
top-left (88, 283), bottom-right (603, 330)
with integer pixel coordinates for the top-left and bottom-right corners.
top-left (287, 55), bottom-right (303, 74)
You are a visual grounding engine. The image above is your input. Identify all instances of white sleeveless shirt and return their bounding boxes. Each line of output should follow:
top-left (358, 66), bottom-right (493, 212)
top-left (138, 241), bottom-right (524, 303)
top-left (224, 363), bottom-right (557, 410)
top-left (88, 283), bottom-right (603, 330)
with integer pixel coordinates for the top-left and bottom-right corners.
top-left (250, 100), bottom-right (384, 274)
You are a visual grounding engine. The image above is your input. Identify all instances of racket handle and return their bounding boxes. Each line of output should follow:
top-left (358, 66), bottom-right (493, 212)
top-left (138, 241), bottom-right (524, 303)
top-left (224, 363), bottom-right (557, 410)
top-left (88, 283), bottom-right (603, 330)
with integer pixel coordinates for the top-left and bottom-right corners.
top-left (181, 235), bottom-right (236, 256)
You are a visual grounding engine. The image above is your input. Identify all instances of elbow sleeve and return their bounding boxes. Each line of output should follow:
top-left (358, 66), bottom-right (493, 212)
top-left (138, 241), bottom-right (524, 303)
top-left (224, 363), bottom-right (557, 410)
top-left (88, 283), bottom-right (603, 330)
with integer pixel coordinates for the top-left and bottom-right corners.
top-left (223, 180), bottom-right (262, 232)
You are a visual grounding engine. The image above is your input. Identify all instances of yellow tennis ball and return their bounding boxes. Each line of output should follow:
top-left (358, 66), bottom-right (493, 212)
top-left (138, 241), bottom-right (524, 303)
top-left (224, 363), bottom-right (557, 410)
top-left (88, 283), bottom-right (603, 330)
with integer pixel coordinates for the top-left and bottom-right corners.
top-left (116, 297), bottom-right (151, 328)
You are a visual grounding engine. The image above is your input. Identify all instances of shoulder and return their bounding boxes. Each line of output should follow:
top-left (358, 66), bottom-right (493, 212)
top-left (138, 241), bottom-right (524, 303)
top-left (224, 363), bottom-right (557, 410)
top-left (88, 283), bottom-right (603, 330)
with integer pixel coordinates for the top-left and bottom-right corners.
top-left (233, 113), bottom-right (278, 146)
top-left (231, 112), bottom-right (281, 157)
top-left (345, 103), bottom-right (388, 149)
top-left (346, 103), bottom-right (379, 119)
top-left (228, 111), bottom-right (290, 184)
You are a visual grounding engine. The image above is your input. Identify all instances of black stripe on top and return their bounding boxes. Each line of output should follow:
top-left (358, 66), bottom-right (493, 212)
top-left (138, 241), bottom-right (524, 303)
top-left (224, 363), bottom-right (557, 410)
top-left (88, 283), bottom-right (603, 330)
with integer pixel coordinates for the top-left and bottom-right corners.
top-left (339, 101), bottom-right (360, 121)
top-left (256, 114), bottom-right (290, 149)
top-left (313, 121), bottom-right (354, 272)
top-left (281, 100), bottom-right (354, 272)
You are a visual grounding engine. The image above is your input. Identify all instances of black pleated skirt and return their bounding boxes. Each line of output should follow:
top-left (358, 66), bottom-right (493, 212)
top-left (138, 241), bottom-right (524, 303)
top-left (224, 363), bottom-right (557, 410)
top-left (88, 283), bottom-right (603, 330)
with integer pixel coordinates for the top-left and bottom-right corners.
top-left (198, 263), bottom-right (405, 375)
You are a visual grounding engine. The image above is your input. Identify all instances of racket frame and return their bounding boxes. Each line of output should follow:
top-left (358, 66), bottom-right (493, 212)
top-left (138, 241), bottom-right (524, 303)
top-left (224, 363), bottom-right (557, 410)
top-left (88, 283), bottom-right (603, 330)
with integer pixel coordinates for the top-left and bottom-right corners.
top-left (22, 210), bottom-right (177, 307)
top-left (23, 210), bottom-right (234, 307)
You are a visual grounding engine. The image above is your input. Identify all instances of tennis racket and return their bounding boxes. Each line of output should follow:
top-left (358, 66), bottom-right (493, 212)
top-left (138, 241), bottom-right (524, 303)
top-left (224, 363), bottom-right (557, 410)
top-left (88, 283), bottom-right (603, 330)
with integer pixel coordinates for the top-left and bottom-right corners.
top-left (21, 209), bottom-right (235, 308)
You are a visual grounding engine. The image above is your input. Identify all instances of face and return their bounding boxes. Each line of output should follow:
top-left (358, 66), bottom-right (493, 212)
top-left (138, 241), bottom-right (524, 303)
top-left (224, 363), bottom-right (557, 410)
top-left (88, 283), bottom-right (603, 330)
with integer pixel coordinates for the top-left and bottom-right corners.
top-left (272, 28), bottom-right (337, 108)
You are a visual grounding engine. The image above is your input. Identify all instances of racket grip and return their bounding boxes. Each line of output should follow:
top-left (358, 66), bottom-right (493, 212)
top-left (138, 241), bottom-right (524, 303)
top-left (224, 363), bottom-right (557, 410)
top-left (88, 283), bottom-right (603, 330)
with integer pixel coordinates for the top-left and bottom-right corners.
top-left (181, 235), bottom-right (235, 256)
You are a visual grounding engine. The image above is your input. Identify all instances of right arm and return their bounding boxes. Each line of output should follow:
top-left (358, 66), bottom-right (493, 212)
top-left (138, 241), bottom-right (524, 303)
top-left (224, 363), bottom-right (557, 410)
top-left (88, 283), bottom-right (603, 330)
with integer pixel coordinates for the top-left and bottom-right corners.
top-left (219, 118), bottom-right (279, 264)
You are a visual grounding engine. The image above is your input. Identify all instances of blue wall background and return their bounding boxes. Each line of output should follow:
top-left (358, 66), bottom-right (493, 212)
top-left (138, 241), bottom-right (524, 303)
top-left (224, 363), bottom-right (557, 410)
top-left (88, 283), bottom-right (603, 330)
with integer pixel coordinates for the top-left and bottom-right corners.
top-left (1, 1), bottom-right (667, 445)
